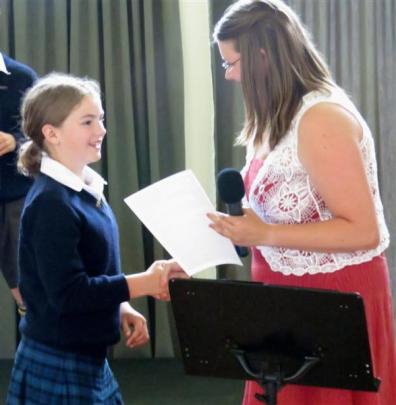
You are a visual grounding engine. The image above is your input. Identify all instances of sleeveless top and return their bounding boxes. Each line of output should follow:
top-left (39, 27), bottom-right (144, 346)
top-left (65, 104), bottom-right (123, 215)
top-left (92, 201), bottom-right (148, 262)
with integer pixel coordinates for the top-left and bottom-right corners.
top-left (241, 86), bottom-right (390, 276)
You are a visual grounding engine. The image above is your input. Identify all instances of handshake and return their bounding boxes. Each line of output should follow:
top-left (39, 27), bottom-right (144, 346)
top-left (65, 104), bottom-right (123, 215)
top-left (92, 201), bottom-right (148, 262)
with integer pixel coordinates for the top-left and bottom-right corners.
top-left (125, 259), bottom-right (189, 302)
top-left (122, 260), bottom-right (189, 348)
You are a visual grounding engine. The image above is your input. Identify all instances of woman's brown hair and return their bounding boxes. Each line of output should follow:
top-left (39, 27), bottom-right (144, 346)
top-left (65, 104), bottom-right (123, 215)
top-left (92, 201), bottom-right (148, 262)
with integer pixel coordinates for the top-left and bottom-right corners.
top-left (213, 0), bottom-right (334, 149)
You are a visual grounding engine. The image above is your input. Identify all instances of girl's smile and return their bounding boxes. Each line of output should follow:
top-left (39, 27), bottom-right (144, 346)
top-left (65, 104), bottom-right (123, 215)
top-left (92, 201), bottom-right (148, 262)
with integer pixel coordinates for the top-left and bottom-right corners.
top-left (42, 95), bottom-right (106, 178)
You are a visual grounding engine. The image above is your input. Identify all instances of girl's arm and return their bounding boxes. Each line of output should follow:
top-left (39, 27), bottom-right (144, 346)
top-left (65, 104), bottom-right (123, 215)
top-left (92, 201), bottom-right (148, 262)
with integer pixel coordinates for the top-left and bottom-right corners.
top-left (125, 259), bottom-right (187, 300)
top-left (29, 192), bottom-right (187, 314)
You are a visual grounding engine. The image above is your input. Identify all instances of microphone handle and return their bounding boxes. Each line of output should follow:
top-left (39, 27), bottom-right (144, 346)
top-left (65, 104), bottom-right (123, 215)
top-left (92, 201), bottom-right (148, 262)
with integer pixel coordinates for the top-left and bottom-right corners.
top-left (236, 245), bottom-right (249, 258)
top-left (227, 201), bottom-right (244, 216)
top-left (225, 202), bottom-right (249, 258)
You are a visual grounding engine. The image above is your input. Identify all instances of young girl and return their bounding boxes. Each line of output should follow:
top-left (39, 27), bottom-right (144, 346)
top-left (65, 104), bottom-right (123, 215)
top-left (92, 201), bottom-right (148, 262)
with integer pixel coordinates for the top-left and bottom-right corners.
top-left (6, 73), bottom-right (186, 404)
top-left (208, 1), bottom-right (396, 404)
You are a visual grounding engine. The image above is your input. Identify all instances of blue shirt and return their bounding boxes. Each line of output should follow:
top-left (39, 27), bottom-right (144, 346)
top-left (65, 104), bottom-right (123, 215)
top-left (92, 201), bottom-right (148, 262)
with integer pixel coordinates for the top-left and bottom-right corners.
top-left (0, 53), bottom-right (37, 202)
top-left (19, 160), bottom-right (130, 358)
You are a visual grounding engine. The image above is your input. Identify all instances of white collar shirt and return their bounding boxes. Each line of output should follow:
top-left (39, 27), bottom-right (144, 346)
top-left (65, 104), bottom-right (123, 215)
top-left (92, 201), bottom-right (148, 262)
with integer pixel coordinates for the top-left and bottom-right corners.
top-left (40, 155), bottom-right (107, 203)
top-left (0, 52), bottom-right (11, 75)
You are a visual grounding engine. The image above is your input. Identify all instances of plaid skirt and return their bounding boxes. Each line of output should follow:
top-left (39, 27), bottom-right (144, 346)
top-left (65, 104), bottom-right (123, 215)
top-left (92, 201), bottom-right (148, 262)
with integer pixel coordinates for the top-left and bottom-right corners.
top-left (6, 337), bottom-right (124, 405)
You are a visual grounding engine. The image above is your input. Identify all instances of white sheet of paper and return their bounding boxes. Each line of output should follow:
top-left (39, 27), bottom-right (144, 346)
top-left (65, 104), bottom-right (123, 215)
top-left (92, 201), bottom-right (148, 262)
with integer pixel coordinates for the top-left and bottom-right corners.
top-left (124, 170), bottom-right (243, 276)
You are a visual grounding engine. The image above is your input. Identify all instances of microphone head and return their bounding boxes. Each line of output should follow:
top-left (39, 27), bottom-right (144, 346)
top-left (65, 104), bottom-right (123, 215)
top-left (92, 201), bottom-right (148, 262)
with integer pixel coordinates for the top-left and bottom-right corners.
top-left (217, 168), bottom-right (245, 204)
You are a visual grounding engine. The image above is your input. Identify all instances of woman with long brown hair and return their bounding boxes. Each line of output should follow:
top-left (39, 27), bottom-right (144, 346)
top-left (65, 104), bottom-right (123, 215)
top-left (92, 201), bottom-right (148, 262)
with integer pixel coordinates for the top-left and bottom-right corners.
top-left (209, 1), bottom-right (396, 404)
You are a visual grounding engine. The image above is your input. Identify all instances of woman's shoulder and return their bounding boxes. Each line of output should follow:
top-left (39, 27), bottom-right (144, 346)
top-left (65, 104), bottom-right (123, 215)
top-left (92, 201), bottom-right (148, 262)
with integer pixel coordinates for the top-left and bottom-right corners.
top-left (299, 101), bottom-right (360, 130)
top-left (299, 86), bottom-right (350, 111)
top-left (295, 86), bottom-right (361, 138)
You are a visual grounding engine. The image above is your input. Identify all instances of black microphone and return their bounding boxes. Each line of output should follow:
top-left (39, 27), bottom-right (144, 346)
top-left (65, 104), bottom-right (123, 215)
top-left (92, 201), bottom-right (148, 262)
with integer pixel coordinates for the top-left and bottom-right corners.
top-left (217, 168), bottom-right (249, 258)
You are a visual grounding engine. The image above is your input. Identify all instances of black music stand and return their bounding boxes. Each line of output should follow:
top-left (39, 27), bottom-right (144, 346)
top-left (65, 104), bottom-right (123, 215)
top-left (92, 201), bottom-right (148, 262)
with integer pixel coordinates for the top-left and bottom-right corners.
top-left (169, 279), bottom-right (380, 405)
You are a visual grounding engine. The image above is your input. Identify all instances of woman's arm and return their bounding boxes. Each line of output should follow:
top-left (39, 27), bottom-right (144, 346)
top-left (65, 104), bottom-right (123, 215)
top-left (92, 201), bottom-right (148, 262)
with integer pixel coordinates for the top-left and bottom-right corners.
top-left (208, 103), bottom-right (380, 253)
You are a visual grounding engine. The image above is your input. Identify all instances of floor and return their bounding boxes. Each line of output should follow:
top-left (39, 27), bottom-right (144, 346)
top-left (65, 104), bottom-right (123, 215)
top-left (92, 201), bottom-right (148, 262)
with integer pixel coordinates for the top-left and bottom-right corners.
top-left (0, 358), bottom-right (244, 404)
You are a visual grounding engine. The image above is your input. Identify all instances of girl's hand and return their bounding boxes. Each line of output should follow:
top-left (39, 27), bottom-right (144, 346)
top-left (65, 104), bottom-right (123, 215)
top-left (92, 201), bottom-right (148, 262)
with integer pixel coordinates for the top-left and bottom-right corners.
top-left (147, 259), bottom-right (189, 301)
top-left (207, 208), bottom-right (269, 247)
top-left (126, 260), bottom-right (189, 300)
top-left (120, 302), bottom-right (149, 348)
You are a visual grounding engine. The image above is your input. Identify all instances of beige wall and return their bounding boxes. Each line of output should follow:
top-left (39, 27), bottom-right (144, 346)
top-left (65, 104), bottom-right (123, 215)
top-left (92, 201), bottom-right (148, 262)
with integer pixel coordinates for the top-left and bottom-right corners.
top-left (179, 0), bottom-right (216, 279)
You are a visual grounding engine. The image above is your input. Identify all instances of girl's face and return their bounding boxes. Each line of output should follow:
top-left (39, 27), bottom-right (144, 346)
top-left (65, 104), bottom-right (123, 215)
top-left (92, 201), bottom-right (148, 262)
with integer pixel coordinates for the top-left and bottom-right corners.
top-left (217, 40), bottom-right (241, 82)
top-left (45, 95), bottom-right (106, 176)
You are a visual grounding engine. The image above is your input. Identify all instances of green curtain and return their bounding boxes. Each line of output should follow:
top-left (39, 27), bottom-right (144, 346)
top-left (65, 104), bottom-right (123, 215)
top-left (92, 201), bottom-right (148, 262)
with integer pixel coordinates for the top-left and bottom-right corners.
top-left (209, 0), bottom-right (396, 315)
top-left (0, 0), bottom-right (184, 358)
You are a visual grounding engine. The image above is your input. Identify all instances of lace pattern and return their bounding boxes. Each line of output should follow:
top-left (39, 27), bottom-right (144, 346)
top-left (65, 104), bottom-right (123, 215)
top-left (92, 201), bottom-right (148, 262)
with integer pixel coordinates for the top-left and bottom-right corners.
top-left (241, 87), bottom-right (390, 275)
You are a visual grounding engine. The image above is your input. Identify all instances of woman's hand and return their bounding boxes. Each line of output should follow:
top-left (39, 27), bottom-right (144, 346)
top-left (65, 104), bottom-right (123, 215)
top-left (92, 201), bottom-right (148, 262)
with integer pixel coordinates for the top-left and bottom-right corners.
top-left (120, 302), bottom-right (149, 348)
top-left (207, 208), bottom-right (269, 247)
top-left (147, 259), bottom-right (190, 301)
top-left (126, 259), bottom-right (189, 300)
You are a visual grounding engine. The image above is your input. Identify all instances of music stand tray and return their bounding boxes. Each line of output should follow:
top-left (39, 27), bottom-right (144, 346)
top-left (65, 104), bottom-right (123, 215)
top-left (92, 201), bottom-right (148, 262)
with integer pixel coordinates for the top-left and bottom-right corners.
top-left (169, 278), bottom-right (379, 405)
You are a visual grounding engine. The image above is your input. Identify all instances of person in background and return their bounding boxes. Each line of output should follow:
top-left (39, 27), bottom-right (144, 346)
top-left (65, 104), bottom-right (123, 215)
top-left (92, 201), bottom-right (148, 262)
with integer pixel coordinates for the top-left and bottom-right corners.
top-left (208, 1), bottom-right (396, 404)
top-left (0, 51), bottom-right (37, 315)
top-left (6, 73), bottom-right (187, 404)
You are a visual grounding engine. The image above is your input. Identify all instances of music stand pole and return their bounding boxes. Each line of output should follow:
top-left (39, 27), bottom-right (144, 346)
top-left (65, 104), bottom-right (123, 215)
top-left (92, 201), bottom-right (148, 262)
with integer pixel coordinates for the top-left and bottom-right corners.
top-left (231, 349), bottom-right (320, 405)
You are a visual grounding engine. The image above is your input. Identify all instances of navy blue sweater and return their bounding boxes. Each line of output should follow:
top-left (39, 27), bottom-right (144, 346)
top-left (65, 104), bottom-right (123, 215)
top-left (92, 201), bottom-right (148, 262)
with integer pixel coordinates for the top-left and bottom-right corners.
top-left (0, 54), bottom-right (37, 202)
top-left (19, 174), bottom-right (130, 358)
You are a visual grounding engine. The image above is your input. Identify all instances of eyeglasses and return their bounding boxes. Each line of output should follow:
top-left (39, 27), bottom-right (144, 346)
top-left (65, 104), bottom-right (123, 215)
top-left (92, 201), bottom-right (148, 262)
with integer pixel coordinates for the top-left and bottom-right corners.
top-left (221, 58), bottom-right (240, 71)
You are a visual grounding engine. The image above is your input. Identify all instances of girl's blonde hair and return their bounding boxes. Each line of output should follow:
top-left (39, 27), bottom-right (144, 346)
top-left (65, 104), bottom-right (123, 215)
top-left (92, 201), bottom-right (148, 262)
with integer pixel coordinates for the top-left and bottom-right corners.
top-left (19, 73), bottom-right (101, 176)
top-left (213, 0), bottom-right (334, 149)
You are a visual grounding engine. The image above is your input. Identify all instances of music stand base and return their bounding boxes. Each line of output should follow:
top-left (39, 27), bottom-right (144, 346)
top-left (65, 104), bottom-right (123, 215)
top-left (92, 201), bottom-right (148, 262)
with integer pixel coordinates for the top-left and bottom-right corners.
top-left (231, 349), bottom-right (321, 405)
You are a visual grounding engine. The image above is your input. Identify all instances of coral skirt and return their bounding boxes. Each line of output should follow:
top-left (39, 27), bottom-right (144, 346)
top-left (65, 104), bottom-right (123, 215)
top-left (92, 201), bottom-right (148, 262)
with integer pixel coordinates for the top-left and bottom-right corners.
top-left (243, 249), bottom-right (396, 405)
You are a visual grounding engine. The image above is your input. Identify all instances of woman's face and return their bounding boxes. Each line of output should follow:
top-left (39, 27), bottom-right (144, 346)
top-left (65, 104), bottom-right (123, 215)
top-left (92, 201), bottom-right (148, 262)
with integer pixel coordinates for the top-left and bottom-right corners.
top-left (217, 40), bottom-right (241, 82)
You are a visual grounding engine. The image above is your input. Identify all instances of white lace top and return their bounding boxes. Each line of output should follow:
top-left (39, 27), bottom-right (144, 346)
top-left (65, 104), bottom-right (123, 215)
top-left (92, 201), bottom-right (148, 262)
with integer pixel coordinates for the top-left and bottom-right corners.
top-left (241, 86), bottom-right (390, 276)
